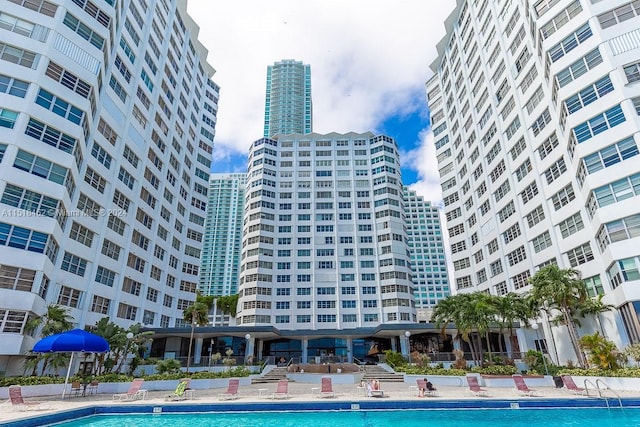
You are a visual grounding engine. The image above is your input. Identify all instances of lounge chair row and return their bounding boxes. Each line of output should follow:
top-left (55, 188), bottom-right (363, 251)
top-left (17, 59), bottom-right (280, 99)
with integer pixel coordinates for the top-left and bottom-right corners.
top-left (4, 373), bottom-right (589, 411)
top-left (465, 374), bottom-right (587, 397)
top-left (104, 374), bottom-right (592, 400)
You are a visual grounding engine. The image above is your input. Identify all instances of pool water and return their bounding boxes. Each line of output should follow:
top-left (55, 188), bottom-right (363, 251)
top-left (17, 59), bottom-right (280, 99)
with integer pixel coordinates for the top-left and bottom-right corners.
top-left (51, 408), bottom-right (640, 427)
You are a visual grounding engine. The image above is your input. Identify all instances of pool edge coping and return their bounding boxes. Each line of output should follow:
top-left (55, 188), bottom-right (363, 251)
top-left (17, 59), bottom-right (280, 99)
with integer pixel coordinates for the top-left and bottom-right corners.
top-left (5, 397), bottom-right (640, 427)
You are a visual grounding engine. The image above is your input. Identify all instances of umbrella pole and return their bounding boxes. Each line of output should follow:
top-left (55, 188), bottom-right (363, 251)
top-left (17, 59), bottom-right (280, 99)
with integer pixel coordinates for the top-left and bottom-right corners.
top-left (62, 352), bottom-right (74, 399)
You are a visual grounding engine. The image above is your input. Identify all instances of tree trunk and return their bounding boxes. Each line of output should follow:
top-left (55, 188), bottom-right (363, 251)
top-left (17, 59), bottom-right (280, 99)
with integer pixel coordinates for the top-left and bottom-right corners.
top-left (186, 320), bottom-right (195, 372)
top-left (115, 350), bottom-right (125, 374)
top-left (497, 329), bottom-right (505, 355)
top-left (470, 333), bottom-right (482, 366)
top-left (40, 356), bottom-right (49, 376)
top-left (509, 331), bottom-right (520, 359)
top-left (465, 336), bottom-right (477, 366)
top-left (476, 333), bottom-right (485, 365)
top-left (562, 306), bottom-right (587, 367)
top-left (597, 314), bottom-right (606, 337)
top-left (485, 331), bottom-right (493, 362)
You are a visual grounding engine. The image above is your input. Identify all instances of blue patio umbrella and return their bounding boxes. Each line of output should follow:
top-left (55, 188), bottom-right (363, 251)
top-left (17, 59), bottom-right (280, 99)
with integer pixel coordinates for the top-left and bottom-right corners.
top-left (33, 329), bottom-right (109, 398)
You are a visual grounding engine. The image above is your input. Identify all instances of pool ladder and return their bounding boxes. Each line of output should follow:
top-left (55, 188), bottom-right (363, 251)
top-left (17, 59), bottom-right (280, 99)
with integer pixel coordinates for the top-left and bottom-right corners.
top-left (583, 379), bottom-right (623, 410)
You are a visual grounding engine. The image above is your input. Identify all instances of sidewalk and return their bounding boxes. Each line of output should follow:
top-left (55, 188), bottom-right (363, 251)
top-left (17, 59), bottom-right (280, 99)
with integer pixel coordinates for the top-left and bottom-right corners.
top-left (2, 380), bottom-right (638, 425)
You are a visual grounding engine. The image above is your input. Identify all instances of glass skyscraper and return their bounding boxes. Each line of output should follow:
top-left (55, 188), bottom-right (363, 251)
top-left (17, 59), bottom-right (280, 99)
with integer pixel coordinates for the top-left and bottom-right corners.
top-left (403, 187), bottom-right (450, 322)
top-left (199, 173), bottom-right (246, 298)
top-left (263, 59), bottom-right (312, 137)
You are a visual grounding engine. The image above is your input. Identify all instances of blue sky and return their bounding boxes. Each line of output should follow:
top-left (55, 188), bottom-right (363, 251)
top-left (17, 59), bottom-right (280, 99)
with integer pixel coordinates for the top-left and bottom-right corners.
top-left (378, 106), bottom-right (431, 186)
top-left (187, 0), bottom-right (454, 202)
top-left (209, 96), bottom-right (432, 186)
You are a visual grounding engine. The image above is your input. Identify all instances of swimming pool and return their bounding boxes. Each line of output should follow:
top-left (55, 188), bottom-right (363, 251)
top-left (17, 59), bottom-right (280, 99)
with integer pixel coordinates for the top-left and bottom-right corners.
top-left (5, 399), bottom-right (640, 427)
top-left (46, 407), bottom-right (640, 427)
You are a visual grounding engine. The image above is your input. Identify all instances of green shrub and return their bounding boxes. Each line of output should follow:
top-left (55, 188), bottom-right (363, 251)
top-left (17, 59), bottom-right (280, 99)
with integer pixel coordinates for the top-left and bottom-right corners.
top-left (0, 365), bottom-right (246, 387)
top-left (191, 367), bottom-right (250, 379)
top-left (144, 373), bottom-right (184, 381)
top-left (471, 365), bottom-right (517, 375)
top-left (384, 350), bottom-right (407, 369)
top-left (400, 365), bottom-right (467, 376)
top-left (156, 359), bottom-right (182, 375)
top-left (0, 376), bottom-right (66, 387)
top-left (94, 373), bottom-right (132, 383)
top-left (558, 367), bottom-right (640, 378)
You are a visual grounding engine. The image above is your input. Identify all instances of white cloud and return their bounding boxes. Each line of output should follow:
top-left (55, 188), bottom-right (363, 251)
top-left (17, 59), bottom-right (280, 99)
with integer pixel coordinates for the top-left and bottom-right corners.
top-left (186, 0), bottom-right (455, 198)
top-left (406, 130), bottom-right (444, 204)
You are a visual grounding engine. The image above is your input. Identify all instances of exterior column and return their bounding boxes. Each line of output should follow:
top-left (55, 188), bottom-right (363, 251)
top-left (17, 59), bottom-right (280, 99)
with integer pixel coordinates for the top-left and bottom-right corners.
top-left (301, 338), bottom-right (308, 364)
top-left (194, 338), bottom-right (203, 364)
top-left (399, 334), bottom-right (409, 356)
top-left (257, 338), bottom-right (264, 360)
top-left (244, 334), bottom-right (254, 363)
top-left (391, 337), bottom-right (398, 352)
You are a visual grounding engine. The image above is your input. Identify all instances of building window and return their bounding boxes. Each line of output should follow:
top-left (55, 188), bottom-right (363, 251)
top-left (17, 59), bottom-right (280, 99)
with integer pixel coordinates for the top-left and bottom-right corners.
top-left (117, 302), bottom-right (137, 321)
top-left (57, 285), bottom-right (82, 308)
top-left (507, 246), bottom-right (527, 266)
top-left (599, 2), bottom-right (640, 29)
top-left (531, 231), bottom-right (553, 253)
top-left (551, 184), bottom-right (576, 211)
top-left (565, 75), bottom-right (614, 115)
top-left (547, 23), bottom-right (592, 64)
top-left (34, 88), bottom-right (83, 125)
top-left (512, 270), bottom-right (531, 290)
top-left (566, 242), bottom-right (594, 267)
top-left (607, 257), bottom-right (640, 289)
top-left (91, 295), bottom-right (110, 314)
top-left (556, 49), bottom-right (602, 89)
top-left (558, 212), bottom-right (585, 238)
top-left (573, 105), bottom-right (625, 144)
top-left (625, 61), bottom-right (640, 84)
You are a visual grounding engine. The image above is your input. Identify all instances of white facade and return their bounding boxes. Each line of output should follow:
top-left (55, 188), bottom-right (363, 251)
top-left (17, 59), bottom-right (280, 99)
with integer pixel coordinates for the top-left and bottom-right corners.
top-left (237, 132), bottom-right (416, 329)
top-left (403, 187), bottom-right (451, 322)
top-left (428, 0), bottom-right (640, 361)
top-left (0, 0), bottom-right (218, 370)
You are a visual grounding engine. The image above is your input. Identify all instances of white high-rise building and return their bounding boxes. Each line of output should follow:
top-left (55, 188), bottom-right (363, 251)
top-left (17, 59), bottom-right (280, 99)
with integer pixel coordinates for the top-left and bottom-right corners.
top-left (428, 0), bottom-right (640, 361)
top-left (237, 132), bottom-right (416, 329)
top-left (403, 187), bottom-right (450, 322)
top-left (0, 0), bottom-right (218, 372)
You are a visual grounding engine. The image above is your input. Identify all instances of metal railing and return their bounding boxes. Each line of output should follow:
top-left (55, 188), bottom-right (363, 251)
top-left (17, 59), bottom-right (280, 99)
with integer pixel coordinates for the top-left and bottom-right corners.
top-left (594, 379), bottom-right (623, 410)
top-left (305, 355), bottom-right (349, 364)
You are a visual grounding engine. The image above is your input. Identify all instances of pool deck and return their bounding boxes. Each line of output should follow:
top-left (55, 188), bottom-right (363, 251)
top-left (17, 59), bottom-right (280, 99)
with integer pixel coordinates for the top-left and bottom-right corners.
top-left (2, 380), bottom-right (640, 425)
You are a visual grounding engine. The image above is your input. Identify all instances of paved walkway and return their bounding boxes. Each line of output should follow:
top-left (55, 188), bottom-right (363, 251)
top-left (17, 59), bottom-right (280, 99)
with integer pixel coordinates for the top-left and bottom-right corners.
top-left (2, 380), bottom-right (639, 424)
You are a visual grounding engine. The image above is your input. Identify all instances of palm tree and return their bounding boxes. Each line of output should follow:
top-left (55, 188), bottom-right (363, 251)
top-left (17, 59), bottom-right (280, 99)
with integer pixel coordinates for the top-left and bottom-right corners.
top-left (183, 301), bottom-right (209, 372)
top-left (112, 323), bottom-right (155, 374)
top-left (492, 293), bottom-right (535, 358)
top-left (463, 293), bottom-right (497, 365)
top-left (579, 294), bottom-right (615, 337)
top-left (25, 304), bottom-right (74, 337)
top-left (216, 294), bottom-right (239, 317)
top-left (431, 294), bottom-right (467, 349)
top-left (22, 353), bottom-right (40, 376)
top-left (25, 304), bottom-right (74, 375)
top-left (529, 264), bottom-right (589, 367)
top-left (124, 324), bottom-right (154, 375)
top-left (432, 293), bottom-right (492, 366)
top-left (92, 317), bottom-right (126, 374)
